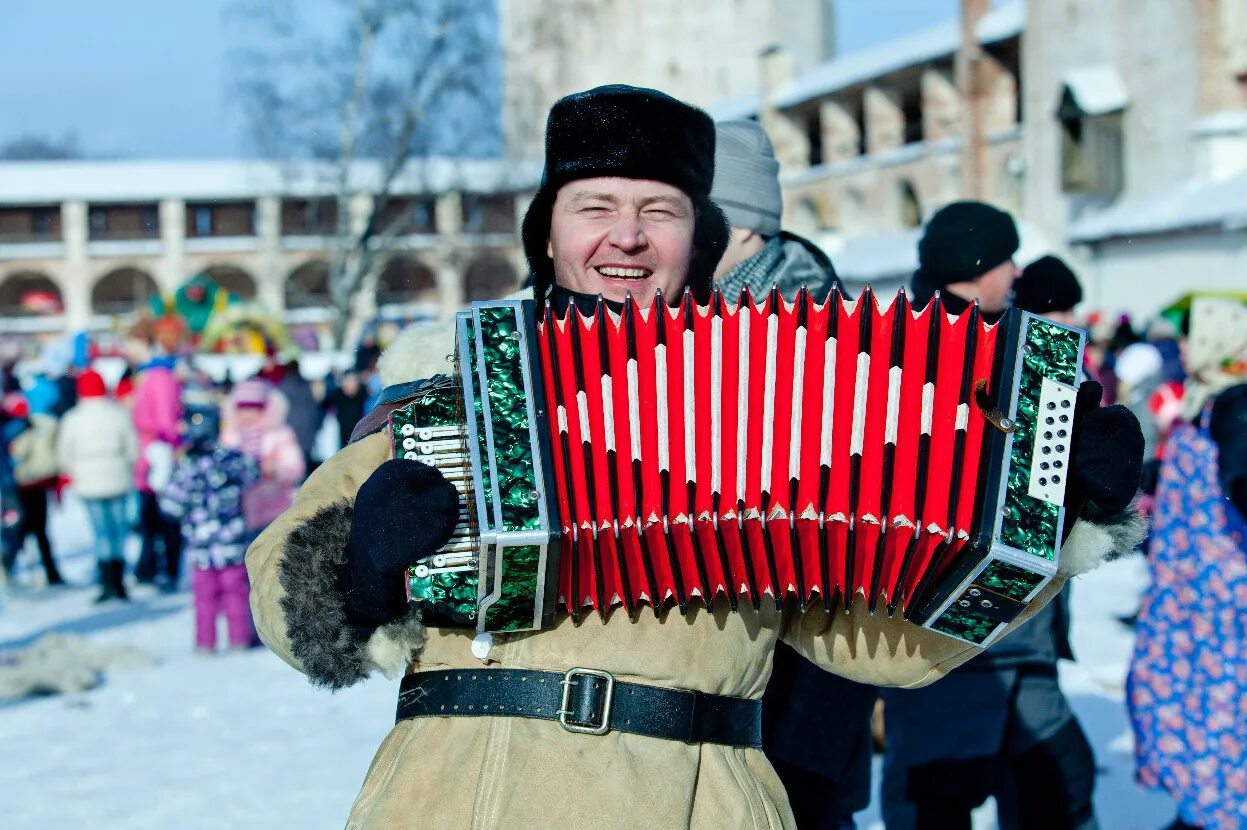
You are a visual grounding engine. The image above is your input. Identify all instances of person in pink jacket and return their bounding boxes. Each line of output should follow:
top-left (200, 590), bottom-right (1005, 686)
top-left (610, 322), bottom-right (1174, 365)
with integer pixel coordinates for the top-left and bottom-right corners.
top-left (221, 379), bottom-right (305, 540)
top-left (130, 356), bottom-right (183, 590)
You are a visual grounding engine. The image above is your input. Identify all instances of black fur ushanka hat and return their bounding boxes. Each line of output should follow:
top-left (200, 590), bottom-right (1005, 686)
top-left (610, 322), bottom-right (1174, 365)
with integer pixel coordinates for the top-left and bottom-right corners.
top-left (521, 84), bottom-right (729, 303)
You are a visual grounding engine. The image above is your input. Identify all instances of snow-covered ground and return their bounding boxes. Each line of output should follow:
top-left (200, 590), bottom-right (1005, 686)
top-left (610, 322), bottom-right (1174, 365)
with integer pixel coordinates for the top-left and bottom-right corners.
top-left (1, 495), bottom-right (1178, 830)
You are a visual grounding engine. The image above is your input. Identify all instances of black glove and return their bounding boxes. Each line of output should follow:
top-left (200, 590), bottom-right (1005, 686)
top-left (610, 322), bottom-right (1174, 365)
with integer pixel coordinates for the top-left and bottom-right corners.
top-left (343, 459), bottom-right (460, 626)
top-left (1066, 380), bottom-right (1144, 521)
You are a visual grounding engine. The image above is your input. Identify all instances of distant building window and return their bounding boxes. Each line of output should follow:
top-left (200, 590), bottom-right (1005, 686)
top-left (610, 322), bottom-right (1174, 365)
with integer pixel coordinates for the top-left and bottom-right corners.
top-left (187, 202), bottom-right (255, 238)
top-left (897, 180), bottom-right (922, 228)
top-left (461, 195), bottom-right (514, 235)
top-left (281, 199), bottom-right (338, 236)
top-left (31, 209), bottom-right (55, 237)
top-left (195, 207), bottom-right (213, 237)
top-left (1057, 67), bottom-right (1128, 196)
top-left (411, 201), bottom-right (434, 233)
top-left (88, 204), bottom-right (160, 240)
top-left (0, 206), bottom-right (60, 242)
top-left (374, 198), bottom-right (436, 236)
top-left (901, 87), bottom-right (924, 145)
top-left (805, 111), bottom-right (823, 166)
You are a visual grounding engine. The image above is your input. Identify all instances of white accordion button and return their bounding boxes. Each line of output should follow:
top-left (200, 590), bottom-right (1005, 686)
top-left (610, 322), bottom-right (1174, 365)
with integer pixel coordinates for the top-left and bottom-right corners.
top-left (400, 423), bottom-right (416, 437)
top-left (402, 437), bottom-right (417, 450)
top-left (471, 632), bottom-right (493, 662)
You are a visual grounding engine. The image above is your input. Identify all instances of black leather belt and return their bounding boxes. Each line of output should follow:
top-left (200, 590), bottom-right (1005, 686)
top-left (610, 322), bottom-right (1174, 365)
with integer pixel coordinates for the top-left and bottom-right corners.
top-left (396, 668), bottom-right (762, 748)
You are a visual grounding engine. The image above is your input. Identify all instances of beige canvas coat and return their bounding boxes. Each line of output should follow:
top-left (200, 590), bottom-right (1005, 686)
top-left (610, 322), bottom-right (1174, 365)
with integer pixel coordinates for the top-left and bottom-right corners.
top-left (247, 321), bottom-right (1134, 830)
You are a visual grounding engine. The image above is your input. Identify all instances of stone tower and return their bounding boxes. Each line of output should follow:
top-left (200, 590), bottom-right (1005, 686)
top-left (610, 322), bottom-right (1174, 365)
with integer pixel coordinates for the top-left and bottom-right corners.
top-left (498, 0), bottom-right (836, 157)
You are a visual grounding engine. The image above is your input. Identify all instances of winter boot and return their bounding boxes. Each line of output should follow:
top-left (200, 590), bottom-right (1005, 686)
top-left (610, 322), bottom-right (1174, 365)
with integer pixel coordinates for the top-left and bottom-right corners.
top-left (94, 562), bottom-right (119, 603)
top-left (111, 560), bottom-right (130, 601)
top-left (94, 561), bottom-right (129, 603)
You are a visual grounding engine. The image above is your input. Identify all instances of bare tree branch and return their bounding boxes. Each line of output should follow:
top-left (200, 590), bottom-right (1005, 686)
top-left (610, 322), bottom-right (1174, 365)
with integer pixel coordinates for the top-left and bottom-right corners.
top-left (230, 0), bottom-right (499, 348)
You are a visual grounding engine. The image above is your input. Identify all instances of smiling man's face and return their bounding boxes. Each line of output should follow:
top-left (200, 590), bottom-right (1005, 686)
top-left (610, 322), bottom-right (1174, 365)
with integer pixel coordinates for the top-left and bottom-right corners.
top-left (546, 177), bottom-right (695, 307)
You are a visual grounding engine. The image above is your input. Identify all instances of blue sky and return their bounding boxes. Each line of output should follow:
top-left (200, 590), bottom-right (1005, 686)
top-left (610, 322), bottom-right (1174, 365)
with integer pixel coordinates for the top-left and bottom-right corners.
top-left (0, 0), bottom-right (965, 159)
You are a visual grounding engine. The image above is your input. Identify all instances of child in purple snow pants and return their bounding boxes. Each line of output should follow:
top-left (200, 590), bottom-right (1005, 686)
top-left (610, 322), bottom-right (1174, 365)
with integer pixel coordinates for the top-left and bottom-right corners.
top-left (159, 403), bottom-right (261, 652)
top-left (191, 563), bottom-right (253, 650)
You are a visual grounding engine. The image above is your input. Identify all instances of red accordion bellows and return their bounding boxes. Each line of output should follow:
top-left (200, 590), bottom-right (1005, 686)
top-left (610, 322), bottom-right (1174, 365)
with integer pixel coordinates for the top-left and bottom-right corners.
top-left (538, 288), bottom-right (1001, 618)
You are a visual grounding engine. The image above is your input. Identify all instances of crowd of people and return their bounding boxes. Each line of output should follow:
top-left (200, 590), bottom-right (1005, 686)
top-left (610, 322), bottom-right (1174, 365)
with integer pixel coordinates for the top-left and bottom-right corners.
top-left (2, 84), bottom-right (1243, 830)
top-left (0, 349), bottom-right (376, 652)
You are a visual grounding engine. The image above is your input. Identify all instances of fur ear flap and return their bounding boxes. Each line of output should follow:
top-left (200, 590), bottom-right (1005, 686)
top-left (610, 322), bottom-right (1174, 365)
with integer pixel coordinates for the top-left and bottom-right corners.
top-left (1059, 501), bottom-right (1148, 576)
top-left (277, 500), bottom-right (424, 690)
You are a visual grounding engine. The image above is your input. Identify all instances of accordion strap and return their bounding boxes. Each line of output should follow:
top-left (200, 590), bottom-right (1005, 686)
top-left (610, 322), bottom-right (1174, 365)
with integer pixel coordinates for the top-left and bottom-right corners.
top-left (396, 668), bottom-right (762, 748)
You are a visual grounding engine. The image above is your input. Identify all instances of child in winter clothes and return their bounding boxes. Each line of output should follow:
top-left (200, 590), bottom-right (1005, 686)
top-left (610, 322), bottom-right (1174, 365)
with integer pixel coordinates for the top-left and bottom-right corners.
top-left (160, 404), bottom-right (260, 651)
top-left (220, 379), bottom-right (305, 536)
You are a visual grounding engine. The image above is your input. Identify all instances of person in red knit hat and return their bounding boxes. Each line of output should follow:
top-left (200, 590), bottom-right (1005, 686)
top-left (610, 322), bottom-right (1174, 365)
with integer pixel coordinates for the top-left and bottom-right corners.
top-left (57, 370), bottom-right (139, 601)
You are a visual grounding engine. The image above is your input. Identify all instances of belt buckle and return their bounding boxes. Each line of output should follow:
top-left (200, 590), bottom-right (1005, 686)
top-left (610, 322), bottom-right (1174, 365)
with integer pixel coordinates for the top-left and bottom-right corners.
top-left (558, 668), bottom-right (615, 735)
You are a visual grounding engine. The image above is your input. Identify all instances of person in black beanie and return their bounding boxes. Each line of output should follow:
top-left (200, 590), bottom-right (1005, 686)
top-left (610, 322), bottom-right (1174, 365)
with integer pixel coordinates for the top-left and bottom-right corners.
top-left (911, 200), bottom-right (1021, 317)
top-left (1015, 255), bottom-right (1083, 326)
top-left (887, 243), bottom-right (1118, 829)
top-left (245, 86), bottom-right (1145, 830)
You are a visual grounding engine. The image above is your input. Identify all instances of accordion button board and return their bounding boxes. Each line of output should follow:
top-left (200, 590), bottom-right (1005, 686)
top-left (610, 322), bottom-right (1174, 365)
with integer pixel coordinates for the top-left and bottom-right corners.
top-left (392, 292), bottom-right (1085, 648)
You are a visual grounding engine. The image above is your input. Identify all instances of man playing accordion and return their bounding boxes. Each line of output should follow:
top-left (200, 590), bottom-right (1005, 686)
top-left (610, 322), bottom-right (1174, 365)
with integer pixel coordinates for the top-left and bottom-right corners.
top-left (246, 85), bottom-right (1144, 830)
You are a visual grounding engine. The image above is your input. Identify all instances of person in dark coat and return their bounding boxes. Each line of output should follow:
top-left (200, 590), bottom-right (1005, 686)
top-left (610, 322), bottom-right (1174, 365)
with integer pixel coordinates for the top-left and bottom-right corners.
top-left (882, 218), bottom-right (1107, 830)
top-left (710, 119), bottom-right (871, 829)
top-left (272, 354), bottom-right (321, 475)
top-left (323, 371), bottom-right (369, 449)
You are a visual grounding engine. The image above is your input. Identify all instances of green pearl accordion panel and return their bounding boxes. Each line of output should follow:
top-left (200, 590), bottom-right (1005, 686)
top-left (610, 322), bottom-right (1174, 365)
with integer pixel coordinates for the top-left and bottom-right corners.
top-left (919, 313), bottom-right (1085, 647)
top-left (480, 543), bottom-right (542, 631)
top-left (999, 318), bottom-right (1082, 560)
top-left (476, 306), bottom-right (543, 533)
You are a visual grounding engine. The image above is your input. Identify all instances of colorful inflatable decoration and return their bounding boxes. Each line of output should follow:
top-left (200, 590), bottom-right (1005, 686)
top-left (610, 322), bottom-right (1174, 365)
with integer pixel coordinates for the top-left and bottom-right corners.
top-left (199, 302), bottom-right (297, 356)
top-left (148, 273), bottom-right (237, 338)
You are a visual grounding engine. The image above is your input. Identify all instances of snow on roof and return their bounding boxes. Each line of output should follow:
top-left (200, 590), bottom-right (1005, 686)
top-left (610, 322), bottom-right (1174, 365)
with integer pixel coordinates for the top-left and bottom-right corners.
top-left (1068, 172), bottom-right (1247, 243)
top-left (711, 2), bottom-right (1024, 120)
top-left (825, 228), bottom-right (923, 281)
top-left (1062, 65), bottom-right (1129, 116)
top-left (1190, 109), bottom-right (1247, 137)
top-left (0, 158), bottom-right (542, 205)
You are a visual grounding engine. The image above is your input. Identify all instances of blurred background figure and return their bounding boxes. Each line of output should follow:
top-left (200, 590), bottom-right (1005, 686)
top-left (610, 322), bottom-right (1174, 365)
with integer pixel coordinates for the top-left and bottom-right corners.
top-left (1127, 298), bottom-right (1247, 830)
top-left (261, 350), bottom-right (321, 476)
top-left (161, 403), bottom-right (260, 653)
top-left (2, 392), bottom-right (63, 586)
top-left (57, 370), bottom-right (138, 602)
top-left (323, 370), bottom-right (369, 450)
top-left (1015, 255), bottom-right (1082, 327)
top-left (221, 380), bottom-right (305, 540)
top-left (710, 120), bottom-right (842, 301)
top-left (131, 353), bottom-right (184, 590)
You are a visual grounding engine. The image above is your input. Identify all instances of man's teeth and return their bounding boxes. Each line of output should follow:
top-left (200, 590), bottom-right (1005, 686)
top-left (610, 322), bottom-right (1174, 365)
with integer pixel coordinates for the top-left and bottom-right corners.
top-left (597, 266), bottom-right (649, 278)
